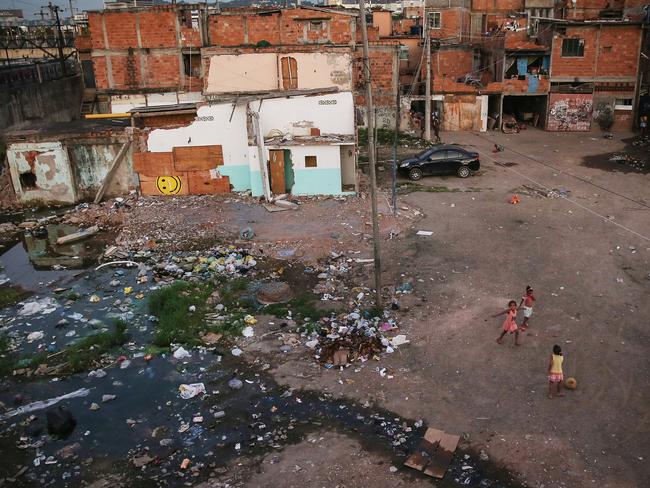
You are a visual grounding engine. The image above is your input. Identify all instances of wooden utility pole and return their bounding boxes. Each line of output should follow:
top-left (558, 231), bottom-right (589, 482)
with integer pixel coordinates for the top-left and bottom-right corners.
top-left (424, 10), bottom-right (431, 141)
top-left (358, 0), bottom-right (382, 308)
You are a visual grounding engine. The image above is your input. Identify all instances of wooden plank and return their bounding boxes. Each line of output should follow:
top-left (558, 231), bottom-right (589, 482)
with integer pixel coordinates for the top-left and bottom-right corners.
top-left (94, 141), bottom-right (131, 204)
top-left (139, 175), bottom-right (189, 196)
top-left (423, 433), bottom-right (460, 479)
top-left (172, 145), bottom-right (224, 172)
top-left (269, 150), bottom-right (285, 195)
top-left (56, 225), bottom-right (100, 245)
top-left (187, 171), bottom-right (230, 195)
top-left (133, 152), bottom-right (174, 176)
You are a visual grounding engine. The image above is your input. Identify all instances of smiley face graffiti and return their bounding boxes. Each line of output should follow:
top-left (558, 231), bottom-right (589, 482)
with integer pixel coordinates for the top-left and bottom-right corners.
top-left (156, 176), bottom-right (182, 195)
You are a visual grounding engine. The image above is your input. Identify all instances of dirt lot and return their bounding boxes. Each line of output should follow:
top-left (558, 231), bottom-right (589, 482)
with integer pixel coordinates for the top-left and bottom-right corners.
top-left (261, 129), bottom-right (650, 488)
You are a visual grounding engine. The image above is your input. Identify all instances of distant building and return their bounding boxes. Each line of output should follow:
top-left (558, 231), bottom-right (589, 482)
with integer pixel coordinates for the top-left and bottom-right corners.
top-left (0, 9), bottom-right (24, 26)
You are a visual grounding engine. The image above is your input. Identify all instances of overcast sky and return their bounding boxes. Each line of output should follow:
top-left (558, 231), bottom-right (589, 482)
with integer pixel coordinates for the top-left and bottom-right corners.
top-left (0, 0), bottom-right (104, 20)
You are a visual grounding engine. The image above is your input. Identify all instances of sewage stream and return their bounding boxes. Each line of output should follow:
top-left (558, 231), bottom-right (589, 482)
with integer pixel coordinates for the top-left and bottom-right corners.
top-left (0, 239), bottom-right (522, 488)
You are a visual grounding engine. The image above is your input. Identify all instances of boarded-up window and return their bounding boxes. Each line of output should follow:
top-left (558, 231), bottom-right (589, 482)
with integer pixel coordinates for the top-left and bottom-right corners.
top-left (305, 155), bottom-right (317, 168)
top-left (281, 56), bottom-right (298, 90)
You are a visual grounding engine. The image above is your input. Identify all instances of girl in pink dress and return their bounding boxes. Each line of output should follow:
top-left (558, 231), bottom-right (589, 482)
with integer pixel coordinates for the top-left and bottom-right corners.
top-left (493, 300), bottom-right (521, 345)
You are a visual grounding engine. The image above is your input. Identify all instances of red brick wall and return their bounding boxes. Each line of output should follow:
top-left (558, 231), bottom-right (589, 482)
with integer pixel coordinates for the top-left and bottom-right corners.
top-left (472, 0), bottom-right (524, 12)
top-left (92, 56), bottom-right (108, 89)
top-left (247, 13), bottom-right (282, 45)
top-left (353, 46), bottom-right (396, 108)
top-left (597, 26), bottom-right (641, 77)
top-left (208, 10), bottom-right (356, 47)
top-left (88, 13), bottom-right (105, 49)
top-left (551, 27), bottom-right (598, 78)
top-left (103, 12), bottom-right (139, 49)
top-left (210, 15), bottom-right (247, 46)
top-left (144, 54), bottom-right (181, 89)
top-left (433, 48), bottom-right (473, 80)
top-left (139, 11), bottom-right (177, 48)
top-left (547, 93), bottom-right (593, 131)
top-left (430, 9), bottom-right (471, 43)
top-left (551, 25), bottom-right (641, 79)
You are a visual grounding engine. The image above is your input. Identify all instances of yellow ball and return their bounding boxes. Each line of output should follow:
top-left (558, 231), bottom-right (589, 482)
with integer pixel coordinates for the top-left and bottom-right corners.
top-left (565, 377), bottom-right (577, 390)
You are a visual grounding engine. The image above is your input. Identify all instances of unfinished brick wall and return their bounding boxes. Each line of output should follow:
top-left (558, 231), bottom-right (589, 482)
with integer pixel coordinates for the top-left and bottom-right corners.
top-left (551, 25), bottom-right (641, 80)
top-left (353, 45), bottom-right (397, 110)
top-left (393, 18), bottom-right (418, 36)
top-left (550, 27), bottom-right (598, 78)
top-left (597, 26), bottom-right (641, 77)
top-left (471, 0), bottom-right (524, 11)
top-left (564, 0), bottom-right (610, 20)
top-left (433, 48), bottom-right (474, 80)
top-left (208, 9), bottom-right (357, 47)
top-left (429, 9), bottom-right (471, 44)
top-left (139, 11), bottom-right (178, 48)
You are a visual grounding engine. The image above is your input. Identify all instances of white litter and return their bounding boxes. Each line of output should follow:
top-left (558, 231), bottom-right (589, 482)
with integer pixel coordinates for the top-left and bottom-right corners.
top-left (305, 339), bottom-right (319, 349)
top-left (416, 230), bottom-right (433, 236)
top-left (390, 335), bottom-right (410, 347)
top-left (26, 331), bottom-right (44, 342)
top-left (178, 383), bottom-right (206, 400)
top-left (0, 388), bottom-right (90, 421)
top-left (231, 348), bottom-right (243, 357)
top-left (18, 297), bottom-right (58, 316)
top-left (242, 326), bottom-right (255, 338)
top-left (173, 346), bottom-right (191, 359)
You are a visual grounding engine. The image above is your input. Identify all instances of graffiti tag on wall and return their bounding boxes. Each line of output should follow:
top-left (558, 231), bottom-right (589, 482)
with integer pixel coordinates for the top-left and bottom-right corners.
top-left (547, 94), bottom-right (593, 132)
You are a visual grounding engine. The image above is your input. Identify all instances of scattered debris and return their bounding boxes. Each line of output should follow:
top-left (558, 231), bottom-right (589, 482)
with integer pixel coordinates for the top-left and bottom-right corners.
top-left (179, 383), bottom-right (206, 399)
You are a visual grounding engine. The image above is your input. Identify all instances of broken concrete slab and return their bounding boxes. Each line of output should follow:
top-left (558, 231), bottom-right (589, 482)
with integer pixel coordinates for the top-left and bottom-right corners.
top-left (56, 225), bottom-right (99, 245)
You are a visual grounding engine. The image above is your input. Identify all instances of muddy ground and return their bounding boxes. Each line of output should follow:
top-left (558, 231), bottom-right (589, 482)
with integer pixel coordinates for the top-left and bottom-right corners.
top-left (0, 128), bottom-right (649, 488)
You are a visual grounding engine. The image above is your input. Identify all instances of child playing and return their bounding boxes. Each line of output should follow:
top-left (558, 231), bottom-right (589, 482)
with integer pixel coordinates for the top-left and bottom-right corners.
top-left (518, 286), bottom-right (536, 330)
top-left (548, 345), bottom-right (565, 399)
top-left (493, 300), bottom-right (521, 345)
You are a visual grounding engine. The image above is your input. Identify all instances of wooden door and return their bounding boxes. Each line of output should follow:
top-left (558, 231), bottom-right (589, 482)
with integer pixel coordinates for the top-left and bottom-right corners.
top-left (280, 56), bottom-right (298, 90)
top-left (269, 150), bottom-right (285, 195)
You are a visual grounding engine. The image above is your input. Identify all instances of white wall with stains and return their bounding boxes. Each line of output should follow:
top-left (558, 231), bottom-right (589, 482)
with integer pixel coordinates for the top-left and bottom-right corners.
top-left (7, 142), bottom-right (76, 204)
top-left (258, 91), bottom-right (355, 137)
top-left (205, 52), bottom-right (352, 94)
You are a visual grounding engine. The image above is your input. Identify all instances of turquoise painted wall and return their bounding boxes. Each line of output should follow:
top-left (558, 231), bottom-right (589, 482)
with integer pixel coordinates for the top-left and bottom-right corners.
top-left (220, 165), bottom-right (251, 192)
top-left (292, 168), bottom-right (346, 196)
top-left (250, 170), bottom-right (264, 197)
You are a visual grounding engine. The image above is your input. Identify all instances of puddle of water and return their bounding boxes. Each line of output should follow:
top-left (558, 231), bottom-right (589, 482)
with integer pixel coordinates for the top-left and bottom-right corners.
top-left (0, 243), bottom-right (75, 292)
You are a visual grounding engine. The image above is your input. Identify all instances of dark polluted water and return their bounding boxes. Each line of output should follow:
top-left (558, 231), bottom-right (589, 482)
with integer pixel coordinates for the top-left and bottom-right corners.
top-left (0, 245), bottom-right (522, 488)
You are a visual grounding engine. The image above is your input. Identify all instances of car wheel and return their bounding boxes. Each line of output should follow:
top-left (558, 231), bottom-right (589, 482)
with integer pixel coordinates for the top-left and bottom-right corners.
top-left (408, 167), bottom-right (423, 181)
top-left (457, 165), bottom-right (471, 178)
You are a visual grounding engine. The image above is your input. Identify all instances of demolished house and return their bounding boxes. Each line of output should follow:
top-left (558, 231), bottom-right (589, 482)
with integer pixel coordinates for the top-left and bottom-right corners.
top-left (132, 90), bottom-right (357, 199)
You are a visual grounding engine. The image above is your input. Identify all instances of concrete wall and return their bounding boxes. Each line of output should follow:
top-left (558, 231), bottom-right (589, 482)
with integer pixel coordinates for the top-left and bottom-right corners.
top-left (0, 74), bottom-right (83, 131)
top-left (6, 137), bottom-right (135, 205)
top-left (7, 142), bottom-right (76, 205)
top-left (258, 91), bottom-right (355, 137)
top-left (205, 52), bottom-right (353, 94)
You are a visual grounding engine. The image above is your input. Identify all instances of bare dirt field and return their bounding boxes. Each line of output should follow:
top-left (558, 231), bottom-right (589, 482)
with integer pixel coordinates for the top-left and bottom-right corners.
top-left (261, 129), bottom-right (650, 488)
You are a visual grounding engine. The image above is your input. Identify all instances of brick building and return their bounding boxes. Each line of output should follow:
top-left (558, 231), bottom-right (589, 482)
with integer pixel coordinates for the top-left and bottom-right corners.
top-left (83, 5), bottom-right (400, 126)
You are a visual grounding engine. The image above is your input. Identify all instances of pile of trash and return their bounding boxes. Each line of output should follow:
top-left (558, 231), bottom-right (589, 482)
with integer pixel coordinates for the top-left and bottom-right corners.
top-left (632, 135), bottom-right (650, 147)
top-left (151, 246), bottom-right (258, 280)
top-left (304, 311), bottom-right (409, 368)
top-left (608, 153), bottom-right (649, 171)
